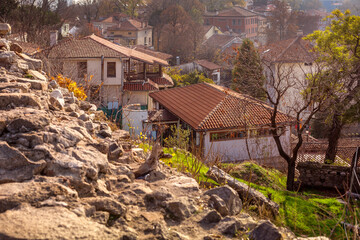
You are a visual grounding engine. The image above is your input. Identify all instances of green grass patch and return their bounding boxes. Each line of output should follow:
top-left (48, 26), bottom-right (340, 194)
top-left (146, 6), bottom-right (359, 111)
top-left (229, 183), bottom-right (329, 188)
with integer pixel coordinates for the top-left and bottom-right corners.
top-left (138, 143), bottom-right (217, 186)
top-left (224, 163), bottom-right (348, 239)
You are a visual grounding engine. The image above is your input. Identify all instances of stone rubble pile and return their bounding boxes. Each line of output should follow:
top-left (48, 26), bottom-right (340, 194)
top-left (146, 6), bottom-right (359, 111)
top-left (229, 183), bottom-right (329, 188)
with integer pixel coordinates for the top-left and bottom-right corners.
top-left (0, 24), bottom-right (329, 240)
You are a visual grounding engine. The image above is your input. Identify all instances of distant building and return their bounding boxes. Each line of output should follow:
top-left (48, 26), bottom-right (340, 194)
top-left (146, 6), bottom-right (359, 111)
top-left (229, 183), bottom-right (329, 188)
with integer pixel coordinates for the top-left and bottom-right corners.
top-left (204, 7), bottom-right (261, 41)
top-left (107, 19), bottom-right (153, 46)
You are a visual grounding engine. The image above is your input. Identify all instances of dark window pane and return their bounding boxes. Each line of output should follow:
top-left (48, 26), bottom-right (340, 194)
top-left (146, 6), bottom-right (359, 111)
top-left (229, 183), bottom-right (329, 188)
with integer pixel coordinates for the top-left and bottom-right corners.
top-left (107, 62), bottom-right (116, 78)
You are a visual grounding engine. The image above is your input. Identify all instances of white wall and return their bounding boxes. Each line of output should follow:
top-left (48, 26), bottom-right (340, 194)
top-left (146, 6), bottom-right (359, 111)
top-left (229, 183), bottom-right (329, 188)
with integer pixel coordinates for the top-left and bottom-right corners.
top-left (122, 108), bottom-right (148, 137)
top-left (123, 91), bottom-right (148, 106)
top-left (137, 29), bottom-right (152, 46)
top-left (203, 126), bottom-right (291, 162)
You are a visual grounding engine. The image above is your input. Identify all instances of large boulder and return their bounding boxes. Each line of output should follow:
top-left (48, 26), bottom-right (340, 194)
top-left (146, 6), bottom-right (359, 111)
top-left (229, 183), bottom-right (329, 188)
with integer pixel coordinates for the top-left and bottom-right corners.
top-left (204, 185), bottom-right (242, 216)
top-left (0, 141), bottom-right (46, 183)
top-left (0, 205), bottom-right (121, 239)
top-left (0, 82), bottom-right (30, 93)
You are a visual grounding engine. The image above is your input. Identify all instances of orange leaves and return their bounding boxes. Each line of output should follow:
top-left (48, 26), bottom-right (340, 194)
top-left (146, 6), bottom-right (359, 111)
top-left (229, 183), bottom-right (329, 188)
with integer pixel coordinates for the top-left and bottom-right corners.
top-left (52, 74), bottom-right (87, 101)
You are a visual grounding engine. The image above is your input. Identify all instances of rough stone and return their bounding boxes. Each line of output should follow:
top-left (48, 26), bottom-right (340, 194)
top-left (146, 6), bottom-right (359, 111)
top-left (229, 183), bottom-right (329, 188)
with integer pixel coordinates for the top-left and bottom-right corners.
top-left (209, 194), bottom-right (229, 217)
top-left (83, 197), bottom-right (126, 216)
top-left (0, 141), bottom-right (46, 183)
top-left (0, 82), bottom-right (30, 93)
top-left (0, 39), bottom-right (9, 51)
top-left (50, 89), bottom-right (65, 107)
top-left (145, 170), bottom-right (166, 182)
top-left (10, 42), bottom-right (22, 53)
top-left (250, 220), bottom-right (282, 240)
top-left (6, 115), bottom-right (50, 133)
top-left (108, 142), bottom-right (124, 161)
top-left (200, 210), bottom-right (222, 224)
top-left (204, 185), bottom-right (242, 216)
top-left (166, 197), bottom-right (194, 221)
top-left (15, 78), bottom-right (48, 90)
top-left (0, 205), bottom-right (120, 239)
top-left (217, 217), bottom-right (243, 236)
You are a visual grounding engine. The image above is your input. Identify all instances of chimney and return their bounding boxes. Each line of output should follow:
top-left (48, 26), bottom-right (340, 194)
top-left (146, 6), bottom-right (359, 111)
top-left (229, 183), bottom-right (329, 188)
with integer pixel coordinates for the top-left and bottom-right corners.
top-left (50, 30), bottom-right (58, 47)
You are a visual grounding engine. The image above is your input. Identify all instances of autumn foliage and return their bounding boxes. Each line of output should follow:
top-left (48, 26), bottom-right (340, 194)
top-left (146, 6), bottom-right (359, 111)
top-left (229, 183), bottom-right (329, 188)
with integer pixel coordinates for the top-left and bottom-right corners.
top-left (51, 74), bottom-right (87, 100)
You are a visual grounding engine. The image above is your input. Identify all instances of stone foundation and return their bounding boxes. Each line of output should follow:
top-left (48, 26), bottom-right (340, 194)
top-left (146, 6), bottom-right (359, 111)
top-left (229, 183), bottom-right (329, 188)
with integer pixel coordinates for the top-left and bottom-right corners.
top-left (297, 162), bottom-right (360, 190)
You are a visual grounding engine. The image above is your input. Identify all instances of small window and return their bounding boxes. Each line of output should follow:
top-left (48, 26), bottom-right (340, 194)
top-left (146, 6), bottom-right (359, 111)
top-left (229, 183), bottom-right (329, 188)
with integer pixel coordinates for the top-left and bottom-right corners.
top-left (107, 62), bottom-right (116, 78)
top-left (238, 19), bottom-right (241, 25)
top-left (144, 37), bottom-right (147, 44)
top-left (206, 19), bottom-right (210, 25)
top-left (304, 62), bottom-right (313, 66)
top-left (128, 32), bottom-right (131, 35)
top-left (232, 19), bottom-right (236, 25)
top-left (77, 61), bottom-right (87, 78)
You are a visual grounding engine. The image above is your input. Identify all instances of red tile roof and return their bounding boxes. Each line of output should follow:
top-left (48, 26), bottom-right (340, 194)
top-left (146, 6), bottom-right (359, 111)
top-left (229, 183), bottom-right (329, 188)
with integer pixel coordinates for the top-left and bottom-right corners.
top-left (149, 75), bottom-right (174, 87)
top-left (150, 83), bottom-right (292, 131)
top-left (109, 19), bottom-right (152, 31)
top-left (259, 36), bottom-right (315, 63)
top-left (131, 45), bottom-right (172, 61)
top-left (203, 34), bottom-right (239, 49)
top-left (195, 60), bottom-right (222, 71)
top-left (123, 80), bottom-right (159, 91)
top-left (205, 7), bottom-right (258, 17)
top-left (48, 34), bottom-right (168, 66)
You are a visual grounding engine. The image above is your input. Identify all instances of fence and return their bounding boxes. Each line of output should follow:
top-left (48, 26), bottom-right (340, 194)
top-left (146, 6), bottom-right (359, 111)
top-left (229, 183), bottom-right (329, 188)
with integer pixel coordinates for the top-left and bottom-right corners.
top-left (295, 138), bottom-right (360, 166)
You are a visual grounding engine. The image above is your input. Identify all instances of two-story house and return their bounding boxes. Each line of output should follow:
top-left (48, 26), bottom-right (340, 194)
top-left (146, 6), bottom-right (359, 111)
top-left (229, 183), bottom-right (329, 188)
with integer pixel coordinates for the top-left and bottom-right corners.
top-left (107, 19), bottom-right (153, 47)
top-left (259, 35), bottom-right (316, 119)
top-left (204, 7), bottom-right (261, 41)
top-left (47, 34), bottom-right (170, 110)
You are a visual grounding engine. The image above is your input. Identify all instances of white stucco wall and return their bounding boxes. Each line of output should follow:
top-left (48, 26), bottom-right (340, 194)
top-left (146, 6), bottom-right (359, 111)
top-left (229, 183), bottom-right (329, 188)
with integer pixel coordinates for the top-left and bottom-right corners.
top-left (122, 108), bottom-right (148, 137)
top-left (136, 29), bottom-right (152, 46)
top-left (203, 126), bottom-right (291, 162)
top-left (123, 91), bottom-right (148, 106)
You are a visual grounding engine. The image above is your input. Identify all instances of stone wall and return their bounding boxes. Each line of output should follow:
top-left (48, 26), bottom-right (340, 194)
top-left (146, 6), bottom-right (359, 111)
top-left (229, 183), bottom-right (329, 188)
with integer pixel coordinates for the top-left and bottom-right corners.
top-left (297, 162), bottom-right (360, 190)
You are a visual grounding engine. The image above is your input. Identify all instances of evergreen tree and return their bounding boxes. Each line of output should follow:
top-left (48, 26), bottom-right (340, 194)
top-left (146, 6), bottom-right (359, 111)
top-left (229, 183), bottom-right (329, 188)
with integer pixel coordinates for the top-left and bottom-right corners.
top-left (231, 39), bottom-right (265, 100)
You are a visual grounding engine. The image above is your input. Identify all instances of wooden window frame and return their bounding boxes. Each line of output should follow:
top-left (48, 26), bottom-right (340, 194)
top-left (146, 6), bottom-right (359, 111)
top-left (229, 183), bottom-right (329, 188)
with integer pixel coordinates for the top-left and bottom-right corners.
top-left (107, 62), bottom-right (116, 78)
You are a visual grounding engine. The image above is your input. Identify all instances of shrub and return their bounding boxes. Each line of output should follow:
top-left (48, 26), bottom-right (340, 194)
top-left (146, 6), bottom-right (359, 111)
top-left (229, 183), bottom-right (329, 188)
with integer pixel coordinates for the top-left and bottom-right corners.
top-left (51, 74), bottom-right (87, 100)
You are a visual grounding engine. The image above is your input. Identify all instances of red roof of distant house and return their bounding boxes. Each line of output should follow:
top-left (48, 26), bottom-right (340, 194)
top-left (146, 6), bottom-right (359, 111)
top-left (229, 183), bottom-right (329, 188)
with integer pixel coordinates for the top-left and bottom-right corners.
top-left (203, 34), bottom-right (239, 49)
top-left (48, 34), bottom-right (168, 66)
top-left (195, 59), bottom-right (222, 71)
top-left (205, 7), bottom-right (258, 17)
top-left (150, 83), bottom-right (292, 131)
top-left (123, 80), bottom-right (159, 91)
top-left (259, 36), bottom-right (315, 63)
top-left (108, 19), bottom-right (152, 31)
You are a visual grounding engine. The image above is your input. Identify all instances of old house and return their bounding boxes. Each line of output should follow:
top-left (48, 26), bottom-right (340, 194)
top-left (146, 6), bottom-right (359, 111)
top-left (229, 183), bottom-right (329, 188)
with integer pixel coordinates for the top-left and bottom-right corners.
top-left (47, 34), bottom-right (170, 109)
top-left (259, 35), bottom-right (315, 118)
top-left (107, 19), bottom-right (153, 47)
top-left (148, 83), bottom-right (292, 168)
top-left (204, 7), bottom-right (261, 41)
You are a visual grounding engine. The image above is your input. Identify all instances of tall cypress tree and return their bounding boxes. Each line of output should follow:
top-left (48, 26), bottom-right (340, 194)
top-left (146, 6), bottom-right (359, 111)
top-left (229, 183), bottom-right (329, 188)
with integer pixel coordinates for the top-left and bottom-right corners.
top-left (231, 39), bottom-right (265, 100)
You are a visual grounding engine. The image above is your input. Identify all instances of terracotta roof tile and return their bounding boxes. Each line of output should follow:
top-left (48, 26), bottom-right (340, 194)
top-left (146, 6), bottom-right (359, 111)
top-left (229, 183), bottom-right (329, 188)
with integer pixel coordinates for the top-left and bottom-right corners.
top-left (48, 34), bottom-right (168, 66)
top-left (259, 36), bottom-right (315, 63)
top-left (123, 80), bottom-right (159, 91)
top-left (195, 59), bottom-right (222, 71)
top-left (203, 34), bottom-right (238, 48)
top-left (109, 19), bottom-right (152, 31)
top-left (205, 7), bottom-right (258, 17)
top-left (149, 75), bottom-right (174, 87)
top-left (150, 83), bottom-right (292, 131)
top-left (131, 45), bottom-right (172, 61)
